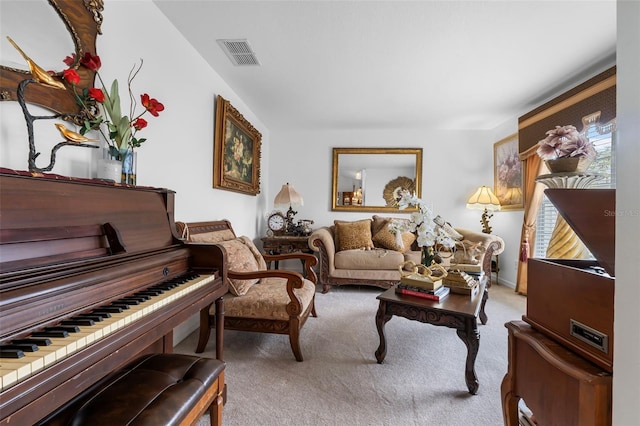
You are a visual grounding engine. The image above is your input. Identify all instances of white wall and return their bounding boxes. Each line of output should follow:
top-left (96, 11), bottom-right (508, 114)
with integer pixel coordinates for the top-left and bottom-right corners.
top-left (613, 1), bottom-right (640, 423)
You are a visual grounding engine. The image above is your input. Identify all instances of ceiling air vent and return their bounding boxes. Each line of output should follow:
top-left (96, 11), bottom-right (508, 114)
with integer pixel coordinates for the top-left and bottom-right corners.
top-left (217, 39), bottom-right (261, 66)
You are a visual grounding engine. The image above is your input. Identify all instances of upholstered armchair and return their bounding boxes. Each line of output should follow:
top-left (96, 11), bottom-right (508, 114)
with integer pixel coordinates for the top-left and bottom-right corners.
top-left (176, 220), bottom-right (318, 362)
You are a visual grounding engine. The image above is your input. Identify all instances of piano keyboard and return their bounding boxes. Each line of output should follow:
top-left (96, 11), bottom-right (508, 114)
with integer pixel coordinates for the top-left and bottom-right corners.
top-left (0, 272), bottom-right (216, 391)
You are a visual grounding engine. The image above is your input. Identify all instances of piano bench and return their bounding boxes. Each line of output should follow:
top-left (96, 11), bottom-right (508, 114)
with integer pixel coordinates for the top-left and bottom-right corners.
top-left (36, 353), bottom-right (225, 426)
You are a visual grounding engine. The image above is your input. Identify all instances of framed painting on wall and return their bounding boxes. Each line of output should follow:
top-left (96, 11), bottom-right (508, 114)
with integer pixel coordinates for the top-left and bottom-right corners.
top-left (213, 95), bottom-right (262, 195)
top-left (493, 133), bottom-right (524, 210)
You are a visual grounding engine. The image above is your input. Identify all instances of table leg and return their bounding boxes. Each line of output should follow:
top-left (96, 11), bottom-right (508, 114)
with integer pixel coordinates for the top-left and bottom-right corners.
top-left (456, 318), bottom-right (480, 394)
top-left (375, 300), bottom-right (391, 363)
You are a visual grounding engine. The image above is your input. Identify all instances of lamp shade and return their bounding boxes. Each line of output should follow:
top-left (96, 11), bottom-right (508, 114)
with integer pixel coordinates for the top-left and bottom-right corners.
top-left (274, 183), bottom-right (304, 209)
top-left (466, 186), bottom-right (501, 211)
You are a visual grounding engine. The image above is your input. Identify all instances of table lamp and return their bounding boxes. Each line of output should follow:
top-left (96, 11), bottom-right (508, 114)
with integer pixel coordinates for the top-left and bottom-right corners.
top-left (274, 183), bottom-right (304, 233)
top-left (466, 186), bottom-right (501, 234)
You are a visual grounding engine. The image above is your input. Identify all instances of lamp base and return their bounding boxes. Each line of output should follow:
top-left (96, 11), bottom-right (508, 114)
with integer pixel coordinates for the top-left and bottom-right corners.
top-left (480, 208), bottom-right (493, 234)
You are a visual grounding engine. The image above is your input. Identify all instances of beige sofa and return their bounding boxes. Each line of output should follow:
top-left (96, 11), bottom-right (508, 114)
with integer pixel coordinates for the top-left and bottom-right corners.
top-left (308, 215), bottom-right (504, 293)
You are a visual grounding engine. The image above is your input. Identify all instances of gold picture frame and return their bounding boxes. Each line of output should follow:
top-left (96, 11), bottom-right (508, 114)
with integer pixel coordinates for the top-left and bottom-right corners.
top-left (213, 95), bottom-right (262, 195)
top-left (493, 133), bottom-right (524, 210)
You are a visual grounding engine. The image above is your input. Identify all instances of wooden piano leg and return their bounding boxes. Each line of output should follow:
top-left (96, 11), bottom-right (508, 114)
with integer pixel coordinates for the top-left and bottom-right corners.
top-left (196, 302), bottom-right (213, 353)
top-left (215, 296), bottom-right (224, 362)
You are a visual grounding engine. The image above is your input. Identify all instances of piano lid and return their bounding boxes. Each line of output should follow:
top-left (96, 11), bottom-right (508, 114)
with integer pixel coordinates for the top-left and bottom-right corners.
top-left (544, 188), bottom-right (615, 276)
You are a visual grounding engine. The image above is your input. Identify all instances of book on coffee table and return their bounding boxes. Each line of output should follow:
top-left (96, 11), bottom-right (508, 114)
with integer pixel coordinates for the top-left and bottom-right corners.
top-left (396, 284), bottom-right (450, 301)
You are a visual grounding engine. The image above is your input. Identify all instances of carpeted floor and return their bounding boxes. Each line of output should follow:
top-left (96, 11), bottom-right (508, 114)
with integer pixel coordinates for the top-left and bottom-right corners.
top-left (175, 282), bottom-right (526, 426)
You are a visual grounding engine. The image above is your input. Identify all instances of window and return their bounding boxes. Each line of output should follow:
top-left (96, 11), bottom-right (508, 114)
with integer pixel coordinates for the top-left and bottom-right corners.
top-left (533, 123), bottom-right (616, 258)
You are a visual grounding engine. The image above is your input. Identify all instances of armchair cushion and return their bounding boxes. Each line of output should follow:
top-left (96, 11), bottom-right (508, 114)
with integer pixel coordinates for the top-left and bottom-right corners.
top-left (223, 276), bottom-right (316, 320)
top-left (218, 238), bottom-right (264, 296)
top-left (334, 219), bottom-right (374, 251)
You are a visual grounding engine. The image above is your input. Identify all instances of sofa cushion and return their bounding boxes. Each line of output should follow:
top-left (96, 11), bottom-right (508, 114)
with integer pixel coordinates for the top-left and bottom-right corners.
top-left (334, 219), bottom-right (374, 251)
top-left (372, 225), bottom-right (416, 253)
top-left (334, 248), bottom-right (405, 270)
top-left (218, 238), bottom-right (261, 296)
top-left (222, 277), bottom-right (316, 320)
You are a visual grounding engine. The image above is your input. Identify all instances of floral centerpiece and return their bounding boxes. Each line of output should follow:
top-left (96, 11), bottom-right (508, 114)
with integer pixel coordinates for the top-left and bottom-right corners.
top-left (61, 52), bottom-right (165, 183)
top-left (536, 125), bottom-right (596, 173)
top-left (389, 192), bottom-right (457, 266)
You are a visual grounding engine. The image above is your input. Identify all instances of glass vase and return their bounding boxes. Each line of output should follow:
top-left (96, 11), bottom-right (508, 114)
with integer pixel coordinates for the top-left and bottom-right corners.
top-left (421, 246), bottom-right (435, 267)
top-left (121, 149), bottom-right (137, 185)
top-left (96, 141), bottom-right (122, 182)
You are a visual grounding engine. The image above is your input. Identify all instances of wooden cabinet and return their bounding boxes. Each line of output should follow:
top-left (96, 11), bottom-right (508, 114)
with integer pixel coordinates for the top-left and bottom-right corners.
top-left (501, 189), bottom-right (615, 425)
top-left (501, 321), bottom-right (612, 426)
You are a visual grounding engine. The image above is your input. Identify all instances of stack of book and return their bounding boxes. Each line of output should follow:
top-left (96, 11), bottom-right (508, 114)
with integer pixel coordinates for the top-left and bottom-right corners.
top-left (396, 276), bottom-right (450, 301)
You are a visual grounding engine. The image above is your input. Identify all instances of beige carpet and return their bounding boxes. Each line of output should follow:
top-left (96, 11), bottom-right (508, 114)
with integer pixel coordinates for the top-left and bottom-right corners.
top-left (175, 283), bottom-right (526, 426)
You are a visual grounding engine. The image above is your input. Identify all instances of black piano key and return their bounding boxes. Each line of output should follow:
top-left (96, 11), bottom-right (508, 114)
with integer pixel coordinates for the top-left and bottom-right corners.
top-left (0, 343), bottom-right (38, 352)
top-left (0, 348), bottom-right (24, 358)
top-left (47, 325), bottom-right (80, 333)
top-left (75, 314), bottom-right (104, 322)
top-left (132, 294), bottom-right (151, 301)
top-left (12, 338), bottom-right (52, 346)
top-left (118, 299), bottom-right (141, 305)
top-left (110, 303), bottom-right (131, 309)
top-left (137, 290), bottom-right (162, 296)
top-left (32, 330), bottom-right (69, 338)
top-left (88, 311), bottom-right (112, 319)
top-left (61, 319), bottom-right (95, 326)
top-left (94, 307), bottom-right (123, 314)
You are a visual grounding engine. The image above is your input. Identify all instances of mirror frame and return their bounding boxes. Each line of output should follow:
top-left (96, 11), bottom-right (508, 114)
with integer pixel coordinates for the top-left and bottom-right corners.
top-left (0, 0), bottom-right (103, 115)
top-left (331, 147), bottom-right (422, 212)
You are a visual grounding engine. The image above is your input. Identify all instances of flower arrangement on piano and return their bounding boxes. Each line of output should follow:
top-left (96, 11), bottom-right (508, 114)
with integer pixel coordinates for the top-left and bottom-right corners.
top-left (61, 52), bottom-right (165, 158)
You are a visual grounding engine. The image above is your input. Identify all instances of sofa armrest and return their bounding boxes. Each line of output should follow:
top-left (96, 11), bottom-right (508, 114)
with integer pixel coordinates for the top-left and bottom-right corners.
top-left (454, 228), bottom-right (505, 280)
top-left (455, 228), bottom-right (505, 256)
top-left (309, 227), bottom-right (336, 268)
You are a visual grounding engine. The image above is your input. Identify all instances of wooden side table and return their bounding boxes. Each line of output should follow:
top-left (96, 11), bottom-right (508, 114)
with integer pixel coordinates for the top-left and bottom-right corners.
top-left (261, 235), bottom-right (313, 270)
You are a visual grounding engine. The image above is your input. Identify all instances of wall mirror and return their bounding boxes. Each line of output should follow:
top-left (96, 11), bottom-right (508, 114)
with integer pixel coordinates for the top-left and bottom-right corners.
top-left (332, 148), bottom-right (422, 212)
top-left (0, 0), bottom-right (103, 115)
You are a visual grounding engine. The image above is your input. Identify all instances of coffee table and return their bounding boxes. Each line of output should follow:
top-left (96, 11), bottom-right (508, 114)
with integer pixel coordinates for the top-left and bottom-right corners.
top-left (375, 279), bottom-right (487, 395)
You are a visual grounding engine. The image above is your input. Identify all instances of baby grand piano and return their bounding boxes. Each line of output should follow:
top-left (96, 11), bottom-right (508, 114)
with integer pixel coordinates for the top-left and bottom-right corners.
top-left (0, 169), bottom-right (228, 425)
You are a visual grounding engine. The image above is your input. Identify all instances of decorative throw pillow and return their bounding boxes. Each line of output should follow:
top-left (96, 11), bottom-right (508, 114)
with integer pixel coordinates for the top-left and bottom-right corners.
top-left (238, 236), bottom-right (267, 271)
top-left (218, 238), bottom-right (261, 296)
top-left (334, 219), bottom-right (374, 251)
top-left (189, 229), bottom-right (236, 244)
top-left (372, 226), bottom-right (416, 253)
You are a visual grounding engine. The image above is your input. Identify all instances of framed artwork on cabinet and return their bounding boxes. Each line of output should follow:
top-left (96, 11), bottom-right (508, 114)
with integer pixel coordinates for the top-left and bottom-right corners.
top-left (493, 133), bottom-right (524, 210)
top-left (213, 95), bottom-right (262, 195)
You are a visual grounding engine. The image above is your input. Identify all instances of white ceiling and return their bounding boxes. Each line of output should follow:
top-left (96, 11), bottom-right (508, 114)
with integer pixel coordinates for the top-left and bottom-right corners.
top-left (154, 0), bottom-right (616, 132)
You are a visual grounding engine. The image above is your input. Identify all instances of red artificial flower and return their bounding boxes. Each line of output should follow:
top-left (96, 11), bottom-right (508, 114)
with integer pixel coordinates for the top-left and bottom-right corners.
top-left (140, 94), bottom-right (165, 117)
top-left (80, 52), bottom-right (101, 71)
top-left (63, 68), bottom-right (80, 85)
top-left (133, 118), bottom-right (148, 130)
top-left (63, 53), bottom-right (76, 67)
top-left (88, 87), bottom-right (105, 103)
